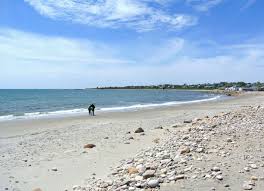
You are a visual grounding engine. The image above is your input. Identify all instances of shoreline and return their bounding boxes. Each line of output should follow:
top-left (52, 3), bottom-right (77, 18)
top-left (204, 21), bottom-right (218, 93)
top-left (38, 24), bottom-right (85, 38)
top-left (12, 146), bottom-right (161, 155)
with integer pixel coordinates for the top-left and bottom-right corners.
top-left (0, 92), bottom-right (224, 123)
top-left (0, 92), bottom-right (263, 191)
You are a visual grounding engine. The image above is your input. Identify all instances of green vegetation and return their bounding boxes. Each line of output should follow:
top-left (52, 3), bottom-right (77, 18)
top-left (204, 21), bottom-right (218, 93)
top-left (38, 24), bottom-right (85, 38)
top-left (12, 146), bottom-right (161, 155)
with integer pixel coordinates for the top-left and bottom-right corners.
top-left (96, 82), bottom-right (264, 91)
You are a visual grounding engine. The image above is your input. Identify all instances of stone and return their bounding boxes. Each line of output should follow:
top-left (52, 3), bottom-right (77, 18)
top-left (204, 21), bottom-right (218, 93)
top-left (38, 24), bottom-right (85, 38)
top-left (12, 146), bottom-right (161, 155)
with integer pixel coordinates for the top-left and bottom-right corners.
top-left (244, 167), bottom-right (250, 172)
top-left (250, 164), bottom-right (258, 169)
top-left (154, 126), bottom-right (163, 129)
top-left (51, 167), bottom-right (58, 171)
top-left (136, 164), bottom-right (146, 173)
top-left (135, 128), bottom-right (144, 133)
top-left (153, 138), bottom-right (160, 143)
top-left (172, 124), bottom-right (181, 128)
top-left (175, 175), bottom-right (185, 180)
top-left (128, 167), bottom-right (138, 174)
top-left (227, 138), bottom-right (232, 142)
top-left (135, 175), bottom-right (143, 181)
top-left (179, 146), bottom-right (191, 154)
top-left (143, 170), bottom-right (155, 179)
top-left (196, 148), bottom-right (204, 153)
top-left (147, 179), bottom-right (159, 188)
top-left (184, 120), bottom-right (192, 124)
top-left (32, 189), bottom-right (42, 191)
top-left (251, 176), bottom-right (258, 181)
top-left (216, 175), bottom-right (223, 180)
top-left (84, 144), bottom-right (96, 149)
top-left (242, 183), bottom-right (253, 190)
top-left (212, 167), bottom-right (220, 172)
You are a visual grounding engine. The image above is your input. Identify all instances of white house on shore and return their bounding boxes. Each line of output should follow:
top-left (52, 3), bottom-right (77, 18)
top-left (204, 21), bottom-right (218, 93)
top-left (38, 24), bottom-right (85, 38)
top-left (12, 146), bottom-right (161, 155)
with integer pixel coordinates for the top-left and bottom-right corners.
top-left (225, 86), bottom-right (241, 91)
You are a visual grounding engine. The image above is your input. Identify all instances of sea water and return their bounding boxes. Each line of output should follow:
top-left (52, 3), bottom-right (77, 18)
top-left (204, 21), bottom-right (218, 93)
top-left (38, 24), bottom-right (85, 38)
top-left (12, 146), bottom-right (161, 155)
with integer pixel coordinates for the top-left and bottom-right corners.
top-left (0, 89), bottom-right (223, 121)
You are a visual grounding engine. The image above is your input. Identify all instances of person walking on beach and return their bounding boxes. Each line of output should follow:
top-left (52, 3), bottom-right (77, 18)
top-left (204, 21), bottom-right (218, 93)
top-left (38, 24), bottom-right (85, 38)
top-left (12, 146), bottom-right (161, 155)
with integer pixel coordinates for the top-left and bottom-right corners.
top-left (88, 104), bottom-right (95, 116)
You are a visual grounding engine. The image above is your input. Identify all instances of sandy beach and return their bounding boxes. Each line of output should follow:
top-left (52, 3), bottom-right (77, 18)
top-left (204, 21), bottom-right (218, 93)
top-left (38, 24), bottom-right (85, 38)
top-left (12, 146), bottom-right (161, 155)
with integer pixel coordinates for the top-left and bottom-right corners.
top-left (1, 92), bottom-right (264, 191)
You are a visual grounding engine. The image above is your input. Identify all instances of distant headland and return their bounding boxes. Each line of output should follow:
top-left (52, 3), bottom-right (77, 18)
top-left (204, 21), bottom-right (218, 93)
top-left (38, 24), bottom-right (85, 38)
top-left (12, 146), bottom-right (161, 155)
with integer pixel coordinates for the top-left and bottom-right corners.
top-left (95, 82), bottom-right (264, 91)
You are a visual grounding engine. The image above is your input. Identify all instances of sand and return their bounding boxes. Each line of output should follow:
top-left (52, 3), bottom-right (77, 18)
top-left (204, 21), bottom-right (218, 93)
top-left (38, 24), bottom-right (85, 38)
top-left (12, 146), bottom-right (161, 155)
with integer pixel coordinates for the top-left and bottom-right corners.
top-left (0, 92), bottom-right (264, 191)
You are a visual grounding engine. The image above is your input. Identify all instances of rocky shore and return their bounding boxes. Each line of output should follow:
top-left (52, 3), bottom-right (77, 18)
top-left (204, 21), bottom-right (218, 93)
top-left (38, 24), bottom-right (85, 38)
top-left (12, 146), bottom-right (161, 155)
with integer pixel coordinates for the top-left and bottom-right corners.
top-left (74, 105), bottom-right (264, 191)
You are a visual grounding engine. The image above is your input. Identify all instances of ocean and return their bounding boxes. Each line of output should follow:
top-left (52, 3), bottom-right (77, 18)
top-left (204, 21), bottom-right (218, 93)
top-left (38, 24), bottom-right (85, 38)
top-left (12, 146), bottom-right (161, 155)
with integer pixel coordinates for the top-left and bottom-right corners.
top-left (0, 89), bottom-right (223, 121)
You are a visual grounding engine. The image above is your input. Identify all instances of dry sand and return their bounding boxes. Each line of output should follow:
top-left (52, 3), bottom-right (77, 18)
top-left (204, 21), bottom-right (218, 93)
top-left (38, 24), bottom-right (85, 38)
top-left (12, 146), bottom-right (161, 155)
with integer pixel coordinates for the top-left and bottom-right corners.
top-left (0, 92), bottom-right (264, 191)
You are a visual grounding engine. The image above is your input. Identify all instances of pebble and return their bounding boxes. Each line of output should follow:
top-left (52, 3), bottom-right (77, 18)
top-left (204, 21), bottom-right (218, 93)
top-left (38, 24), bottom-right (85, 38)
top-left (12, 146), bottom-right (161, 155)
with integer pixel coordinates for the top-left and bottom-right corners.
top-left (71, 106), bottom-right (264, 191)
top-left (242, 182), bottom-right (253, 190)
top-left (143, 170), bottom-right (155, 179)
top-left (250, 164), bottom-right (258, 169)
top-left (51, 167), bottom-right (58, 171)
top-left (184, 120), bottom-right (192, 124)
top-left (216, 175), bottom-right (223, 180)
top-left (32, 189), bottom-right (42, 191)
top-left (83, 144), bottom-right (96, 149)
top-left (179, 146), bottom-right (191, 154)
top-left (147, 179), bottom-right (159, 188)
top-left (135, 128), bottom-right (144, 133)
top-left (128, 167), bottom-right (138, 174)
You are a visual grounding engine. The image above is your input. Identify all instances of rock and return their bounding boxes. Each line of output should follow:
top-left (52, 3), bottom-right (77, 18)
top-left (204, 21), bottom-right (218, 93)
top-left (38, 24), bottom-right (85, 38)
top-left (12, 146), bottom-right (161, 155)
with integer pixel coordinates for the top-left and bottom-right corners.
top-left (172, 123), bottom-right (181, 128)
top-left (84, 144), bottom-right (96, 149)
top-left (227, 138), bottom-right (232, 142)
top-left (250, 164), bottom-right (258, 169)
top-left (175, 175), bottom-right (185, 180)
top-left (216, 175), bottom-right (223, 180)
top-left (212, 167), bottom-right (220, 172)
top-left (184, 120), bottom-right (192, 124)
top-left (244, 167), bottom-right (250, 172)
top-left (147, 179), bottom-right (159, 188)
top-left (153, 138), bottom-right (160, 143)
top-left (242, 182), bottom-right (253, 190)
top-left (32, 189), bottom-right (42, 191)
top-left (104, 137), bottom-right (109, 139)
top-left (154, 126), bottom-right (163, 129)
top-left (135, 128), bottom-right (144, 133)
top-left (179, 146), bottom-right (191, 154)
top-left (196, 147), bottom-right (204, 153)
top-left (136, 164), bottom-right (146, 173)
top-left (128, 167), bottom-right (138, 174)
top-left (73, 185), bottom-right (81, 190)
top-left (135, 175), bottom-right (143, 181)
top-left (51, 167), bottom-right (58, 171)
top-left (143, 170), bottom-right (155, 179)
top-left (251, 176), bottom-right (258, 181)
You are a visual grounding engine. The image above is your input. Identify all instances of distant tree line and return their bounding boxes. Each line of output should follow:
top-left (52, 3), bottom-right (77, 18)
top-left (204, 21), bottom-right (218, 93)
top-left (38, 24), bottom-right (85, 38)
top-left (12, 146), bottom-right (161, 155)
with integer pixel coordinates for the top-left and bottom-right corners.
top-left (96, 82), bottom-right (264, 90)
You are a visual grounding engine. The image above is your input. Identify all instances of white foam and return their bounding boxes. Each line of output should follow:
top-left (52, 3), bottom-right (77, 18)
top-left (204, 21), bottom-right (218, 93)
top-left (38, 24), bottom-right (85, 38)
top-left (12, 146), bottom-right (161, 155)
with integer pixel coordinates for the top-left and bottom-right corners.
top-left (100, 95), bottom-right (222, 111)
top-left (0, 95), bottom-right (222, 122)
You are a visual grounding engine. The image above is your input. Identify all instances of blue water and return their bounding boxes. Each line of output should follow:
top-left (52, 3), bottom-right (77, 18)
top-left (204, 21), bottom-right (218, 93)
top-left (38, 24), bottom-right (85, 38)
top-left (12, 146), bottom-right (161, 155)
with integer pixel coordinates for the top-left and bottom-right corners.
top-left (0, 89), bottom-right (222, 121)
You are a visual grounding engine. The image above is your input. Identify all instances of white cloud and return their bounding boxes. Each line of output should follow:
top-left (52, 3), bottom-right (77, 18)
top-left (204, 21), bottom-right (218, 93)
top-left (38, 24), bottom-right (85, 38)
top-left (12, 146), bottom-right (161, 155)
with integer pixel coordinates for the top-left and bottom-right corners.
top-left (0, 28), bottom-right (133, 66)
top-left (186, 0), bottom-right (223, 11)
top-left (0, 28), bottom-right (264, 88)
top-left (24, 0), bottom-right (197, 31)
top-left (240, 0), bottom-right (257, 11)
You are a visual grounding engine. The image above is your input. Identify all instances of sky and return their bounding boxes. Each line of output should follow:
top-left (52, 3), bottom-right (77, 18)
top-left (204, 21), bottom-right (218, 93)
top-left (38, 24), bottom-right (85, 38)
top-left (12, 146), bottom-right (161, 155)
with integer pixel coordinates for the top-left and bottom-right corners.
top-left (0, 0), bottom-right (264, 88)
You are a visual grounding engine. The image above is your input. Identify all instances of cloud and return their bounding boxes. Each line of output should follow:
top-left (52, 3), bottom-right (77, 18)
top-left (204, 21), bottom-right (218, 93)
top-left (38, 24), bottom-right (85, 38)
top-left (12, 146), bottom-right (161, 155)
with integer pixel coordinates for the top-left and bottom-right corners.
top-left (240, 0), bottom-right (257, 11)
top-left (24, 0), bottom-right (197, 32)
top-left (186, 0), bottom-right (223, 11)
top-left (0, 28), bottom-right (263, 88)
top-left (0, 28), bottom-right (133, 67)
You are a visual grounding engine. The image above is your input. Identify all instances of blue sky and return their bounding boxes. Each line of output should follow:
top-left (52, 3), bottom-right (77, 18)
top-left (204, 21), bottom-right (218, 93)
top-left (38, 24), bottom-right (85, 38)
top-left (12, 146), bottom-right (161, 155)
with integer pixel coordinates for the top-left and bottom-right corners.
top-left (0, 0), bottom-right (263, 88)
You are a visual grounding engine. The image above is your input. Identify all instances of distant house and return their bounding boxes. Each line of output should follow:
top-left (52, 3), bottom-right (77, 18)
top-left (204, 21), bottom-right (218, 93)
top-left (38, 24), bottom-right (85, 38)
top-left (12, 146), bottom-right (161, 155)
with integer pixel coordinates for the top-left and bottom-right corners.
top-left (225, 86), bottom-right (240, 91)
